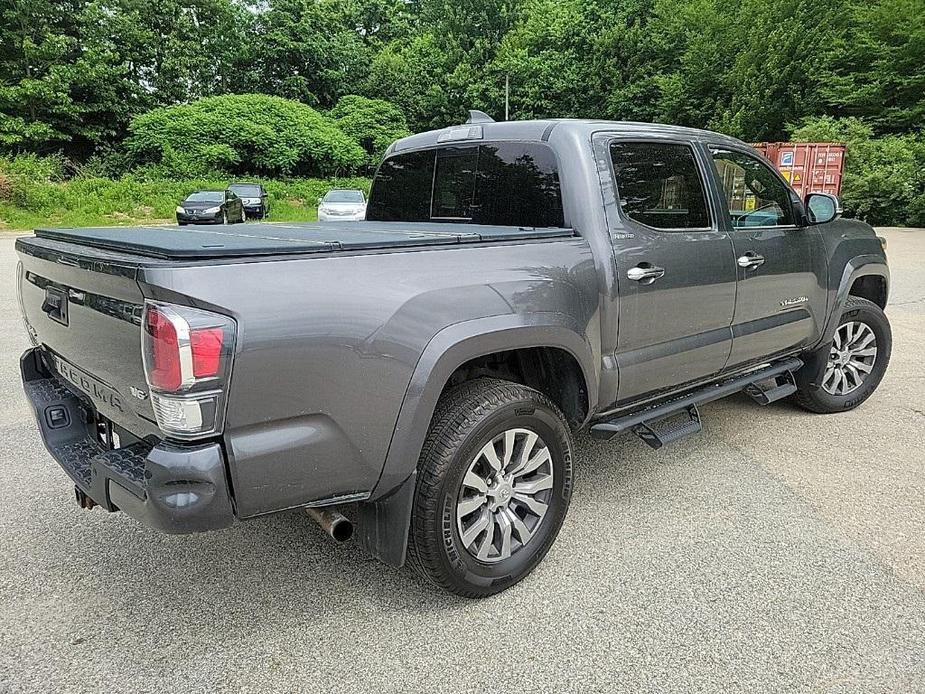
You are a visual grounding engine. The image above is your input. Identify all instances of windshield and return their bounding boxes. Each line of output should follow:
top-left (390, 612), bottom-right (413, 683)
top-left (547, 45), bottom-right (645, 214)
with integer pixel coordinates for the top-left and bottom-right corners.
top-left (185, 191), bottom-right (224, 203)
top-left (229, 184), bottom-right (261, 197)
top-left (324, 190), bottom-right (365, 203)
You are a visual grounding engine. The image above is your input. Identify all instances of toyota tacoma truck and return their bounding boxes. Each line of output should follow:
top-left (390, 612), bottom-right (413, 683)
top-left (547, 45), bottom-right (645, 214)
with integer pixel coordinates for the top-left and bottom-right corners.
top-left (16, 114), bottom-right (891, 597)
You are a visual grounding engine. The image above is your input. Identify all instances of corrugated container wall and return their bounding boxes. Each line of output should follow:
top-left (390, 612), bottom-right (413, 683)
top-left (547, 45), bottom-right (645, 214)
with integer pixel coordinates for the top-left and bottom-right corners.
top-left (753, 142), bottom-right (846, 197)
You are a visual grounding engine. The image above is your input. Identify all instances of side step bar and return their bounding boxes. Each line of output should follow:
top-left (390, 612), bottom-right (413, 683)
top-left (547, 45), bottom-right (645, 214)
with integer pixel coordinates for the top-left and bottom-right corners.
top-left (590, 357), bottom-right (803, 448)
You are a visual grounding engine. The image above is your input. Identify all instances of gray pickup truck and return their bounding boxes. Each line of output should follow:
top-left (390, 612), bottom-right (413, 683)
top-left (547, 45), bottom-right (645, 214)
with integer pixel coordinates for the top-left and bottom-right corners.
top-left (17, 114), bottom-right (891, 597)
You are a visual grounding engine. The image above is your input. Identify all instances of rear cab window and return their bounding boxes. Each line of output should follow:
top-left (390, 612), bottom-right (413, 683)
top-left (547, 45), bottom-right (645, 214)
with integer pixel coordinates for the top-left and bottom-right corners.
top-left (366, 142), bottom-right (565, 228)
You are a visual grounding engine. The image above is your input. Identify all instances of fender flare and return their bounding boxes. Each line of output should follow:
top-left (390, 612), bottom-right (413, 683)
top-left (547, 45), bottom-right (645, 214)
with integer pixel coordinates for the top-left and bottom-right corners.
top-left (799, 255), bottom-right (889, 390)
top-left (819, 255), bottom-right (889, 348)
top-left (356, 312), bottom-right (596, 567)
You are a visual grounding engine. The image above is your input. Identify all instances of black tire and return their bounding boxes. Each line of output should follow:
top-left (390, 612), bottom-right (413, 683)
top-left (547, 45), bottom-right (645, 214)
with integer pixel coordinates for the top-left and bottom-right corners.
top-left (407, 378), bottom-right (573, 598)
top-left (795, 296), bottom-right (891, 413)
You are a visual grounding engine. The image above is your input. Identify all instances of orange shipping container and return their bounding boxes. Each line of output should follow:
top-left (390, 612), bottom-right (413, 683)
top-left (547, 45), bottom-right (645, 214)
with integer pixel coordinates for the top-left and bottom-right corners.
top-left (753, 142), bottom-right (846, 197)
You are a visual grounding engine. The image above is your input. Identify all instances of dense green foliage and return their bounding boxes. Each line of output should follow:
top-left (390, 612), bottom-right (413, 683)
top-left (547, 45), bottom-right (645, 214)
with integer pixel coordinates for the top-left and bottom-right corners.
top-left (329, 95), bottom-right (410, 165)
top-left (3, 0), bottom-right (921, 147)
top-left (0, 0), bottom-right (922, 227)
top-left (125, 94), bottom-right (366, 177)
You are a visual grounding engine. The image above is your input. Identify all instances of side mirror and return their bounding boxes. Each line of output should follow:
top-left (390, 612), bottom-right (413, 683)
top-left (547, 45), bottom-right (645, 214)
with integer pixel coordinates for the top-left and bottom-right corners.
top-left (805, 192), bottom-right (842, 224)
top-left (318, 197), bottom-right (324, 205)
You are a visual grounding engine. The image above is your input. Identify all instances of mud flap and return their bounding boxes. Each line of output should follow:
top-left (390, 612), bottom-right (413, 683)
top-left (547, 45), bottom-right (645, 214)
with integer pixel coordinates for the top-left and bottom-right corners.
top-left (356, 470), bottom-right (417, 568)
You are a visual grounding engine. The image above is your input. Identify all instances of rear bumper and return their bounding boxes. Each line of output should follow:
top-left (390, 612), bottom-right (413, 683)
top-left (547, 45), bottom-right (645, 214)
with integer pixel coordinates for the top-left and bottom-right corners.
top-left (21, 348), bottom-right (234, 534)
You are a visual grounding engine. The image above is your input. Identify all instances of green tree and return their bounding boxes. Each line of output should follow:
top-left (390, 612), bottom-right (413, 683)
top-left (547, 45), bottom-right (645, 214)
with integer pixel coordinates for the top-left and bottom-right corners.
top-left (362, 33), bottom-right (453, 130)
top-left (329, 95), bottom-right (410, 164)
top-left (0, 0), bottom-right (146, 154)
top-left (821, 0), bottom-right (925, 133)
top-left (486, 0), bottom-right (599, 120)
top-left (249, 0), bottom-right (372, 107)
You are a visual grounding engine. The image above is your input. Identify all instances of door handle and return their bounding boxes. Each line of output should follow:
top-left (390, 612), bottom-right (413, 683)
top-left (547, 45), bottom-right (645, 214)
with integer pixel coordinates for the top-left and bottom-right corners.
top-left (627, 264), bottom-right (666, 283)
top-left (737, 253), bottom-right (766, 270)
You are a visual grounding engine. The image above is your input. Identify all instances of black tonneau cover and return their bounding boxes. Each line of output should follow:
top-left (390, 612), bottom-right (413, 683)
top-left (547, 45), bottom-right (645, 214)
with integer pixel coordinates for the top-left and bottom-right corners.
top-left (33, 221), bottom-right (575, 259)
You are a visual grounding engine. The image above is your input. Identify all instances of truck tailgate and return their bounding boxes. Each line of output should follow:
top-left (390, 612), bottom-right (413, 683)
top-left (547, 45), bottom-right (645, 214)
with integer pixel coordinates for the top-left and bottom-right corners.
top-left (16, 237), bottom-right (159, 438)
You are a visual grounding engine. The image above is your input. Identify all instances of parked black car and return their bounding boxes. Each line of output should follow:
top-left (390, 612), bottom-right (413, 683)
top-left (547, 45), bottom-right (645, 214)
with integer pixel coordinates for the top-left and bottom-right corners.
top-left (228, 182), bottom-right (270, 219)
top-left (176, 190), bottom-right (245, 225)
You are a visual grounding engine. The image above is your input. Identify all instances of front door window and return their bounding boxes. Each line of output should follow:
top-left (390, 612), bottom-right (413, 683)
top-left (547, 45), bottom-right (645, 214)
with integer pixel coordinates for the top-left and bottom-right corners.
top-left (711, 148), bottom-right (795, 228)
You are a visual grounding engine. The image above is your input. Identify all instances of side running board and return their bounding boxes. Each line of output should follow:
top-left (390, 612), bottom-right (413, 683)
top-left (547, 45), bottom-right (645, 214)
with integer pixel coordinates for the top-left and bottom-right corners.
top-left (590, 357), bottom-right (803, 449)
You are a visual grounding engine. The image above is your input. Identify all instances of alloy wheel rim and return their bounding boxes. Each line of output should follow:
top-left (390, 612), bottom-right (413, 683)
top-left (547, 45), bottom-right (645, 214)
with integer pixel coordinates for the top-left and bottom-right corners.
top-left (822, 320), bottom-right (877, 396)
top-left (456, 427), bottom-right (554, 564)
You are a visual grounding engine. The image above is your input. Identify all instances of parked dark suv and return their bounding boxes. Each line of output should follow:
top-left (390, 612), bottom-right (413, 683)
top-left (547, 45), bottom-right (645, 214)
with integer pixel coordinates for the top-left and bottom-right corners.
top-left (228, 183), bottom-right (269, 220)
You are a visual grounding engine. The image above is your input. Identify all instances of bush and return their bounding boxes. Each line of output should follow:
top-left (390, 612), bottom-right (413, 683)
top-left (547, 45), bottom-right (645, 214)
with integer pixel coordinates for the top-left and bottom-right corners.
top-left (0, 153), bottom-right (65, 182)
top-left (125, 94), bottom-right (367, 178)
top-left (789, 116), bottom-right (925, 227)
top-left (329, 95), bottom-right (411, 166)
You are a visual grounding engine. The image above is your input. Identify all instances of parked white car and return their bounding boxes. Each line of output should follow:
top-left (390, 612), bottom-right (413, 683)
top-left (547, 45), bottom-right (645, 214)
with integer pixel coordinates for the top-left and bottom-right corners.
top-left (317, 189), bottom-right (367, 222)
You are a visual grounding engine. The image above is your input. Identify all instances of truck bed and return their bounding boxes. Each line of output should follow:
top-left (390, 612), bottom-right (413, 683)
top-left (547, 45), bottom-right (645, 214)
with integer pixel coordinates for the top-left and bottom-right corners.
top-left (33, 221), bottom-right (575, 259)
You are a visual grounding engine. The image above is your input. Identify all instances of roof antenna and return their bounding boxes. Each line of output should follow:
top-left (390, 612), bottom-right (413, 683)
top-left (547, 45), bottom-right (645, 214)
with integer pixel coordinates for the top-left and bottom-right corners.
top-left (466, 109), bottom-right (495, 124)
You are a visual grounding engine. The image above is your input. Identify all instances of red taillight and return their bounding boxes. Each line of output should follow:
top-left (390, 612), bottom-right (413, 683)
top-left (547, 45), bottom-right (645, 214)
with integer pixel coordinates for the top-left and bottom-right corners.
top-left (144, 305), bottom-right (182, 391)
top-left (191, 327), bottom-right (223, 378)
top-left (141, 301), bottom-right (235, 439)
top-left (142, 302), bottom-right (231, 392)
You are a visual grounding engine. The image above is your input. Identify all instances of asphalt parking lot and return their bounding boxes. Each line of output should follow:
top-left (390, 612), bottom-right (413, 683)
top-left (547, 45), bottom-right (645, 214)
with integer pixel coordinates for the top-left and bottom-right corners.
top-left (0, 228), bottom-right (923, 693)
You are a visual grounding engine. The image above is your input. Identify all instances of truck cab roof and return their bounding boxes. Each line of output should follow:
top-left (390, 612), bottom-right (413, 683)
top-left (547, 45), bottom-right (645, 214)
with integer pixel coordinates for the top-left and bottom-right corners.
top-left (388, 118), bottom-right (749, 155)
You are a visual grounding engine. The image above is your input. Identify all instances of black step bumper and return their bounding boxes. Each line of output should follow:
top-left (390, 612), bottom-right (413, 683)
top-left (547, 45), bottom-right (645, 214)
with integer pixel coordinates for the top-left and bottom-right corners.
top-left (21, 348), bottom-right (234, 534)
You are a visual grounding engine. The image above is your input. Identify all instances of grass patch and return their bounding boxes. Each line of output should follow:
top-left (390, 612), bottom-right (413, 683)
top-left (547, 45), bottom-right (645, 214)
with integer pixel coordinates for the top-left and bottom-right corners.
top-left (0, 174), bottom-right (372, 230)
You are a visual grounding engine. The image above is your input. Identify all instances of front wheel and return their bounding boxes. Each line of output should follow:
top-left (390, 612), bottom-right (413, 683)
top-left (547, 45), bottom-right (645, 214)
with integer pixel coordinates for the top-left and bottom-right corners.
top-left (408, 378), bottom-right (573, 598)
top-left (795, 296), bottom-right (891, 413)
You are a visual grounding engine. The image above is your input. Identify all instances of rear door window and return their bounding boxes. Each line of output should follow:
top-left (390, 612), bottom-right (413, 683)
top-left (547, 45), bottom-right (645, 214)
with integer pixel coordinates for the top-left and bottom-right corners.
top-left (367, 143), bottom-right (564, 228)
top-left (609, 141), bottom-right (711, 230)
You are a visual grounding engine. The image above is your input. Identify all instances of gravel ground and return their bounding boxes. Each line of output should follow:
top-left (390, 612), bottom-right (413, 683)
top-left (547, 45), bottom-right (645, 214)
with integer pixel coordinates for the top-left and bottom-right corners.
top-left (0, 228), bottom-right (923, 693)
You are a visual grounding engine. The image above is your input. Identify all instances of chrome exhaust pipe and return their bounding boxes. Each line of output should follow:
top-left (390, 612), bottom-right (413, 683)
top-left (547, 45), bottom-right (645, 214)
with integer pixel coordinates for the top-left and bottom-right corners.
top-left (305, 507), bottom-right (354, 542)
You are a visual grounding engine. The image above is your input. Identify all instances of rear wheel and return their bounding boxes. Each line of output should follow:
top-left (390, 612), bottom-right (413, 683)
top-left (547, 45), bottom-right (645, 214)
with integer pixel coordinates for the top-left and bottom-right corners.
top-left (408, 378), bottom-right (573, 598)
top-left (795, 296), bottom-right (891, 413)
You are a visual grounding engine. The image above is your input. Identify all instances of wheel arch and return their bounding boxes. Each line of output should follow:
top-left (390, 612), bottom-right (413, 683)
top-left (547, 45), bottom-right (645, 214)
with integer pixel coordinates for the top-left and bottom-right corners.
top-left (821, 255), bottom-right (889, 347)
top-left (356, 313), bottom-right (597, 567)
top-left (799, 256), bottom-right (889, 392)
